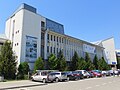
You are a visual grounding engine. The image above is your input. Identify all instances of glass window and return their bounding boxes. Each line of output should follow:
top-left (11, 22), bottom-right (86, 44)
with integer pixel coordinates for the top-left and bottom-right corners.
top-left (47, 34), bottom-right (49, 40)
top-left (57, 37), bottom-right (58, 42)
top-left (51, 47), bottom-right (52, 53)
top-left (54, 36), bottom-right (55, 41)
top-left (59, 37), bottom-right (61, 43)
top-left (41, 21), bottom-right (45, 27)
top-left (51, 35), bottom-right (53, 41)
top-left (54, 47), bottom-right (55, 53)
top-left (47, 46), bottom-right (49, 53)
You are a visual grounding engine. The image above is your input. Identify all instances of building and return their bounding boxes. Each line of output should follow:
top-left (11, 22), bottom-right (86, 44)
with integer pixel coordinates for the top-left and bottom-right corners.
top-left (4, 3), bottom-right (116, 70)
top-left (93, 37), bottom-right (117, 68)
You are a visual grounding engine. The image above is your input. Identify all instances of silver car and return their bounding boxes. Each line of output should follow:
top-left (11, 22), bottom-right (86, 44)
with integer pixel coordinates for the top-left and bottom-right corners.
top-left (47, 72), bottom-right (69, 82)
top-left (31, 70), bottom-right (53, 83)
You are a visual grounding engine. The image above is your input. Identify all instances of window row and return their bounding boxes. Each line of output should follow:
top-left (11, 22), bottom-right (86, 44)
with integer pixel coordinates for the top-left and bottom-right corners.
top-left (47, 34), bottom-right (82, 47)
top-left (47, 34), bottom-right (64, 43)
top-left (47, 46), bottom-right (63, 54)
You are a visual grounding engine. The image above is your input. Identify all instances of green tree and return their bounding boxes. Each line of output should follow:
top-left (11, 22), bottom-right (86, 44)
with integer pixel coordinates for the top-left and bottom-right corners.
top-left (0, 41), bottom-right (17, 79)
top-left (70, 51), bottom-right (79, 71)
top-left (34, 57), bottom-right (44, 72)
top-left (48, 54), bottom-right (57, 70)
top-left (22, 62), bottom-right (30, 74)
top-left (17, 62), bottom-right (29, 79)
top-left (98, 57), bottom-right (110, 70)
top-left (93, 55), bottom-right (99, 69)
top-left (56, 50), bottom-right (67, 71)
top-left (117, 56), bottom-right (120, 69)
top-left (78, 57), bottom-right (87, 70)
top-left (85, 52), bottom-right (95, 70)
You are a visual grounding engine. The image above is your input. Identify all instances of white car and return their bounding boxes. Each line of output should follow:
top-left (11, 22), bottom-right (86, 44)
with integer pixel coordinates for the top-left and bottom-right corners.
top-left (31, 70), bottom-right (53, 83)
top-left (76, 70), bottom-right (90, 78)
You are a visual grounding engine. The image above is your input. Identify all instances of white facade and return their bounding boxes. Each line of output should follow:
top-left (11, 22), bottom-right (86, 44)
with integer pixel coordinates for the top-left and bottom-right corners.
top-left (4, 3), bottom-right (117, 70)
top-left (93, 37), bottom-right (117, 67)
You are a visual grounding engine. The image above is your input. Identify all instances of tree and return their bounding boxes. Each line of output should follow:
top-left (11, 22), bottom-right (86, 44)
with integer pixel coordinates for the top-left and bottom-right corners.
top-left (17, 62), bottom-right (29, 79)
top-left (48, 54), bottom-right (57, 70)
top-left (78, 57), bottom-right (87, 70)
top-left (93, 55), bottom-right (99, 69)
top-left (70, 51), bottom-right (79, 71)
top-left (116, 54), bottom-right (120, 69)
top-left (22, 62), bottom-right (30, 74)
top-left (85, 52), bottom-right (95, 70)
top-left (56, 50), bottom-right (67, 71)
top-left (98, 57), bottom-right (110, 70)
top-left (34, 57), bottom-right (44, 72)
top-left (0, 41), bottom-right (17, 79)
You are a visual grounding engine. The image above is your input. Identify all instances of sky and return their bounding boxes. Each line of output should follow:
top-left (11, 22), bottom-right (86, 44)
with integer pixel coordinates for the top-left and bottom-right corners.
top-left (0, 0), bottom-right (120, 49)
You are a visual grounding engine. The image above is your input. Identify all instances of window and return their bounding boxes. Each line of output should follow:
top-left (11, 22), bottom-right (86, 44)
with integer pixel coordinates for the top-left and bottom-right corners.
top-left (54, 36), bottom-right (55, 41)
top-left (41, 21), bottom-right (45, 27)
top-left (57, 48), bottom-right (58, 53)
top-left (59, 37), bottom-right (61, 43)
top-left (62, 38), bottom-right (63, 43)
top-left (47, 34), bottom-right (49, 40)
top-left (57, 37), bottom-right (58, 42)
top-left (41, 32), bottom-right (44, 39)
top-left (47, 46), bottom-right (49, 53)
top-left (54, 47), bottom-right (55, 53)
top-left (51, 35), bottom-right (53, 41)
top-left (51, 47), bottom-right (52, 53)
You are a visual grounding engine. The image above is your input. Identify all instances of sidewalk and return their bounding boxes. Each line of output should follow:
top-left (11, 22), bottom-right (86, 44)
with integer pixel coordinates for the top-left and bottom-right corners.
top-left (0, 80), bottom-right (46, 90)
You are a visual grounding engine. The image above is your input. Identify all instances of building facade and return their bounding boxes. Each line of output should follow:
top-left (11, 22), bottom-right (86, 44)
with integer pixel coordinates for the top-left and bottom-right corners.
top-left (4, 3), bottom-right (116, 70)
top-left (93, 37), bottom-right (117, 68)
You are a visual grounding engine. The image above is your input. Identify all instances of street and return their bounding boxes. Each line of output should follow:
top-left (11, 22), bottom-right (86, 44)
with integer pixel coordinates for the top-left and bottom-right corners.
top-left (0, 76), bottom-right (120, 90)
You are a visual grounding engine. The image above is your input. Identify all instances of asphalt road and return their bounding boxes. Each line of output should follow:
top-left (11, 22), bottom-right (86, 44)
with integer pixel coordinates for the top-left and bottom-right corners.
top-left (0, 76), bottom-right (120, 90)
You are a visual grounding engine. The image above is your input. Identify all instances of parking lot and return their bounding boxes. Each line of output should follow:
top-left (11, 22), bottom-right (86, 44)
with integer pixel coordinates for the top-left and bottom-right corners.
top-left (0, 76), bottom-right (120, 90)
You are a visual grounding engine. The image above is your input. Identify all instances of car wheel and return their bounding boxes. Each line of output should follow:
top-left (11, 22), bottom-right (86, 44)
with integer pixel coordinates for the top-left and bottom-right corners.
top-left (55, 78), bottom-right (59, 82)
top-left (42, 78), bottom-right (46, 83)
top-left (31, 77), bottom-right (34, 81)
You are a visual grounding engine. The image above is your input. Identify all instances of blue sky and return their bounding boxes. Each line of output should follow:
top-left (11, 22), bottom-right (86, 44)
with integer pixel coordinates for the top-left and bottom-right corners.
top-left (0, 0), bottom-right (120, 49)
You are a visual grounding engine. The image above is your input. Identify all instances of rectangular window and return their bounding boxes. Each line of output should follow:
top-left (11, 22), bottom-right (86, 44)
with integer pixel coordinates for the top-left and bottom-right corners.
top-left (54, 47), bottom-right (55, 53)
top-left (57, 37), bottom-right (58, 42)
top-left (59, 37), bottom-right (61, 43)
top-left (51, 47), bottom-right (52, 53)
top-left (47, 34), bottom-right (49, 40)
top-left (47, 46), bottom-right (49, 53)
top-left (51, 35), bottom-right (53, 41)
top-left (57, 48), bottom-right (58, 53)
top-left (41, 21), bottom-right (45, 27)
top-left (62, 38), bottom-right (63, 43)
top-left (41, 32), bottom-right (44, 40)
top-left (54, 36), bottom-right (55, 41)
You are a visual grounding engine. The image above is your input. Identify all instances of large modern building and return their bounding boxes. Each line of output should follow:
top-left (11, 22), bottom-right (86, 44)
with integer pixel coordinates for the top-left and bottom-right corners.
top-left (3, 3), bottom-right (117, 70)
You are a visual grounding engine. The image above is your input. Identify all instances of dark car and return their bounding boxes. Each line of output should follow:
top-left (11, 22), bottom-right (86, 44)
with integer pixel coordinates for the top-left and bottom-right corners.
top-left (65, 71), bottom-right (83, 80)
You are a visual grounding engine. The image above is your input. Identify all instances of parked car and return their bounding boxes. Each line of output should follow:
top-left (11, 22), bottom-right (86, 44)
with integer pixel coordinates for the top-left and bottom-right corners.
top-left (47, 72), bottom-right (69, 82)
top-left (64, 71), bottom-right (83, 80)
top-left (88, 71), bottom-right (94, 78)
top-left (76, 70), bottom-right (90, 78)
top-left (31, 70), bottom-right (55, 83)
top-left (90, 70), bottom-right (102, 77)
